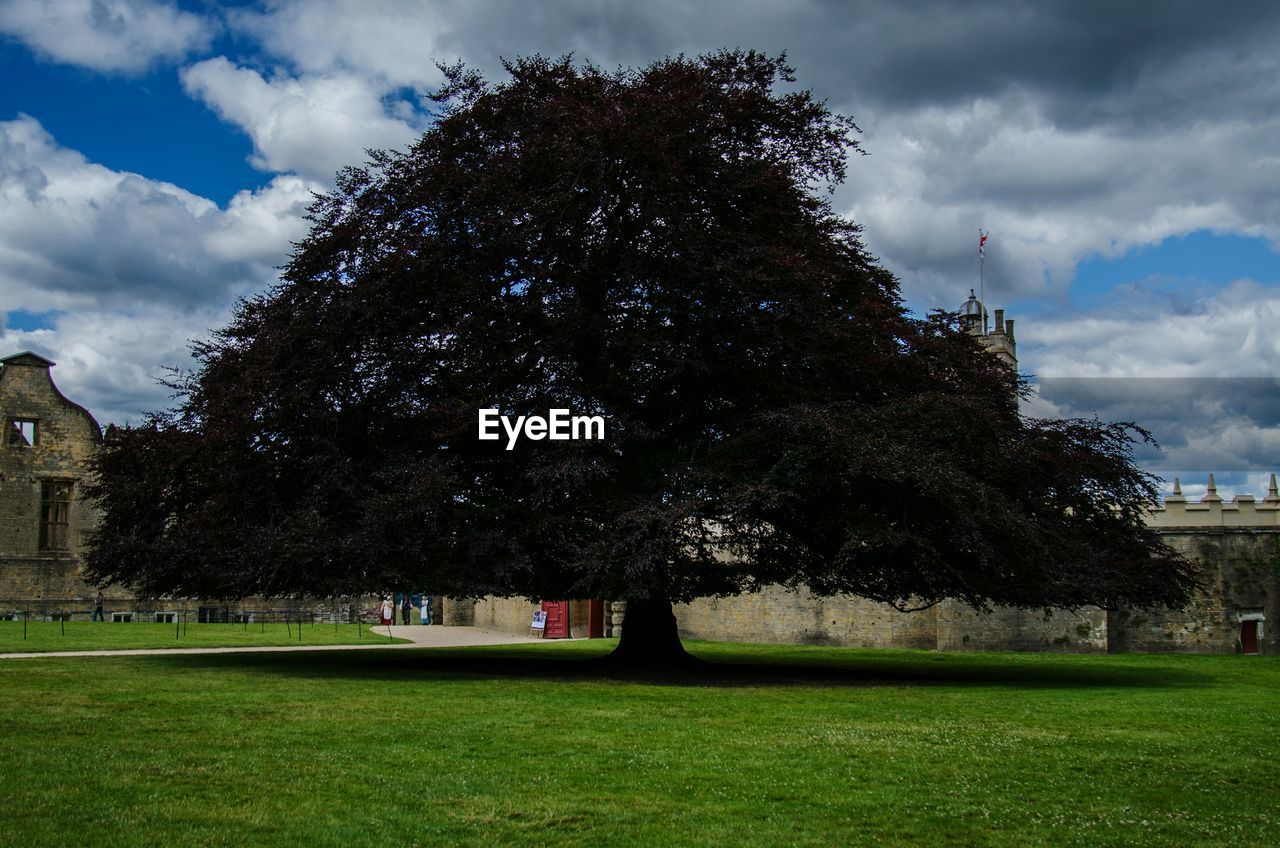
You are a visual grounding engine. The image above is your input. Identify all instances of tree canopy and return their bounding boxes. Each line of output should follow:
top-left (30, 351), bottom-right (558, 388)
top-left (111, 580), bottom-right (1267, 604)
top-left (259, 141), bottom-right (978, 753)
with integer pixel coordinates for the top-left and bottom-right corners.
top-left (88, 52), bottom-right (1196, 660)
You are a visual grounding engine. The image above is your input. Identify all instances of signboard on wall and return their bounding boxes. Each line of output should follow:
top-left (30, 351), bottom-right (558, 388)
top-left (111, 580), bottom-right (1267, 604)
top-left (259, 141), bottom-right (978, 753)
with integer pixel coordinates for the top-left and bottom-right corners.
top-left (530, 610), bottom-right (547, 630)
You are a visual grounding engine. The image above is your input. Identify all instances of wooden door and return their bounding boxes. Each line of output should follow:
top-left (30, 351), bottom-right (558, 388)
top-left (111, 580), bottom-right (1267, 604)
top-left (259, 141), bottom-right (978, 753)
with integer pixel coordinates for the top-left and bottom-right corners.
top-left (542, 601), bottom-right (570, 639)
top-left (588, 599), bottom-right (605, 639)
top-left (1241, 620), bottom-right (1259, 654)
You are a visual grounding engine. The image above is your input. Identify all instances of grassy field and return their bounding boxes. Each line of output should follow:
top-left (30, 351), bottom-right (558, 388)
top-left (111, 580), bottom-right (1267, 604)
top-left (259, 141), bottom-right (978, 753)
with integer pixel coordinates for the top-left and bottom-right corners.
top-left (1, 641), bottom-right (1276, 846)
top-left (0, 621), bottom-right (407, 652)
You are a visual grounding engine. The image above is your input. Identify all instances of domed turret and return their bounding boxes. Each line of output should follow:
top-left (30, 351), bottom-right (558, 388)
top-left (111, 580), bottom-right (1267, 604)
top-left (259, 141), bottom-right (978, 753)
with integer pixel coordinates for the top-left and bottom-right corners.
top-left (960, 289), bottom-right (987, 334)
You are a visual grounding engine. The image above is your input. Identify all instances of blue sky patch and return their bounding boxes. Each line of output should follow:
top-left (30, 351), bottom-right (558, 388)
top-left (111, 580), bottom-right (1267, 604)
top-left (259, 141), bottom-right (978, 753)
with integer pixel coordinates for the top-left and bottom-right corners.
top-left (0, 37), bottom-right (263, 204)
top-left (1071, 231), bottom-right (1280, 306)
top-left (5, 309), bottom-right (60, 332)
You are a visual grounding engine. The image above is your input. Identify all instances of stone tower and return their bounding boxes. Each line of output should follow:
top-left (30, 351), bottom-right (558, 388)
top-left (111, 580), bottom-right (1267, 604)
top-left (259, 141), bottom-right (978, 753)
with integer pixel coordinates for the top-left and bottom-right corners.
top-left (959, 289), bottom-right (1016, 369)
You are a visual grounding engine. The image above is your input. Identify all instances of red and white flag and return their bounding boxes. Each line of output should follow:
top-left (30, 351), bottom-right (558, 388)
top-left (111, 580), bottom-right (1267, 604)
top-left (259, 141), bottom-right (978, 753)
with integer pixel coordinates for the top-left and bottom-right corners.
top-left (978, 229), bottom-right (988, 258)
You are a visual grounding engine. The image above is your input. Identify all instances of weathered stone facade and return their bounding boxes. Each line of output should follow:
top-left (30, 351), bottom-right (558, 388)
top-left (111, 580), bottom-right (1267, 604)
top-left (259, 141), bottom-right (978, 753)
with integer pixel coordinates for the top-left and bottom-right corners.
top-left (469, 479), bottom-right (1279, 655)
top-left (934, 602), bottom-right (1108, 652)
top-left (675, 479), bottom-right (1278, 655)
top-left (0, 352), bottom-right (104, 603)
top-left (675, 587), bottom-right (938, 649)
top-left (1113, 476), bottom-right (1279, 654)
top-left (1108, 530), bottom-right (1278, 653)
top-left (673, 592), bottom-right (1110, 653)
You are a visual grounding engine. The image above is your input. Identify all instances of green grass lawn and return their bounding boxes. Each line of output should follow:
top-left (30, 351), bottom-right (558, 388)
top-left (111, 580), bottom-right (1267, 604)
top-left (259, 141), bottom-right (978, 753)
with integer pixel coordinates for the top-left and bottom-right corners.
top-left (0, 621), bottom-right (408, 652)
top-left (1, 641), bottom-right (1276, 847)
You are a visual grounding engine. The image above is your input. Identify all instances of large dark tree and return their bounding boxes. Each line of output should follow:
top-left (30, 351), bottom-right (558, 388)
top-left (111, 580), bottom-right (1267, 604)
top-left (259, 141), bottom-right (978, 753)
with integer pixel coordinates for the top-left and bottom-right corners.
top-left (88, 52), bottom-right (1195, 663)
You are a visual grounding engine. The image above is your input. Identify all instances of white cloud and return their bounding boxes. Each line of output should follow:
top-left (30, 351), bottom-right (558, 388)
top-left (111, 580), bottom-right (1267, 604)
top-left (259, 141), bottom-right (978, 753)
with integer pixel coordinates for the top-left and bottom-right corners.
top-left (207, 2), bottom-right (1280, 318)
top-left (225, 0), bottom-right (703, 90)
top-left (0, 116), bottom-right (320, 424)
top-left (230, 0), bottom-right (450, 90)
top-left (0, 114), bottom-right (213, 308)
top-left (1, 304), bottom-right (233, 426)
top-left (180, 57), bottom-right (424, 184)
top-left (0, 115), bottom-right (316, 311)
top-left (841, 99), bottom-right (1280, 311)
top-left (1017, 282), bottom-right (1280, 485)
top-left (0, 0), bottom-right (213, 73)
top-left (1024, 280), bottom-right (1280, 379)
top-left (206, 175), bottom-right (317, 262)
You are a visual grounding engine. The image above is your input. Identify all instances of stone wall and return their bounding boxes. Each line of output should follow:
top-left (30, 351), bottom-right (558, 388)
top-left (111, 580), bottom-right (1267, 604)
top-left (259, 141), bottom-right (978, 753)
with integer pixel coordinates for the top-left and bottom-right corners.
top-left (438, 595), bottom-right (477, 626)
top-left (935, 602), bottom-right (1108, 653)
top-left (675, 591), bottom-right (1107, 652)
top-left (604, 600), bottom-right (625, 637)
top-left (0, 353), bottom-right (103, 602)
top-left (671, 482), bottom-right (1279, 654)
top-left (474, 596), bottom-right (537, 632)
top-left (0, 557), bottom-right (94, 603)
top-left (1109, 529), bottom-right (1278, 654)
top-left (675, 586), bottom-right (937, 648)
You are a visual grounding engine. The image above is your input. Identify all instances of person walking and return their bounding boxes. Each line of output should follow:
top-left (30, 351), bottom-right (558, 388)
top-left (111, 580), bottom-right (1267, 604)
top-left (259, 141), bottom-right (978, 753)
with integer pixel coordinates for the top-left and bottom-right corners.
top-left (92, 590), bottom-right (105, 622)
top-left (400, 594), bottom-right (411, 625)
top-left (420, 595), bottom-right (432, 625)
top-left (379, 596), bottom-right (394, 626)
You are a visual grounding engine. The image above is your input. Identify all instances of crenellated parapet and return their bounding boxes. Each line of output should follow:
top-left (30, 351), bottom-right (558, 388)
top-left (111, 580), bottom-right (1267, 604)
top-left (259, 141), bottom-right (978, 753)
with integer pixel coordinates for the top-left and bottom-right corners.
top-left (1146, 473), bottom-right (1280, 528)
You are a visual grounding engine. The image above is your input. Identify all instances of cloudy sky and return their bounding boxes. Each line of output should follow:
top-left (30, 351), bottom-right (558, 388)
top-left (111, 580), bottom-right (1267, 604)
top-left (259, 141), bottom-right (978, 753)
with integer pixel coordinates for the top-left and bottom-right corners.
top-left (1, 0), bottom-right (1277, 498)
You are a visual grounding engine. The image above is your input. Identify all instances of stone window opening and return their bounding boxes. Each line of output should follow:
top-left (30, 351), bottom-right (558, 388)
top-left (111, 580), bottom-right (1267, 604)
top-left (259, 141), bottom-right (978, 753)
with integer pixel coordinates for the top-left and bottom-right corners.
top-left (39, 479), bottom-right (73, 551)
top-left (7, 417), bottom-right (37, 447)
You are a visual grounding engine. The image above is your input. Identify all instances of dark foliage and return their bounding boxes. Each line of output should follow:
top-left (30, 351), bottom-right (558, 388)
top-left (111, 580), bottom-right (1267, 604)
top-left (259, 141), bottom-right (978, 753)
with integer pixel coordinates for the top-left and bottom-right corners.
top-left (87, 52), bottom-right (1196, 653)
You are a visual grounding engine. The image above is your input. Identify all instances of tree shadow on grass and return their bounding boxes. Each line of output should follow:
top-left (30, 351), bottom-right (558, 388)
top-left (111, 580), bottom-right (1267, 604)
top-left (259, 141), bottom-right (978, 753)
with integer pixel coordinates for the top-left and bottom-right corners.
top-left (141, 643), bottom-right (1212, 690)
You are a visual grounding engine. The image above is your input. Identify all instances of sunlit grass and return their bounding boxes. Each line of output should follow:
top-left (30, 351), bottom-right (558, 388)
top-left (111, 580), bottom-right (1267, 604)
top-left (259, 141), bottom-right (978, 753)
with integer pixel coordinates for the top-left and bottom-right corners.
top-left (0, 621), bottom-right (407, 652)
top-left (1, 640), bottom-right (1276, 846)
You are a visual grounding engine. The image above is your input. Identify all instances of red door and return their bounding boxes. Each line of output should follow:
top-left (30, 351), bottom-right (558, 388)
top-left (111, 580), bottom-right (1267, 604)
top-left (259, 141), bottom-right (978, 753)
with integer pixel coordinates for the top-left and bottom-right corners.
top-left (541, 601), bottom-right (570, 639)
top-left (1241, 621), bottom-right (1259, 654)
top-left (588, 599), bottom-right (605, 639)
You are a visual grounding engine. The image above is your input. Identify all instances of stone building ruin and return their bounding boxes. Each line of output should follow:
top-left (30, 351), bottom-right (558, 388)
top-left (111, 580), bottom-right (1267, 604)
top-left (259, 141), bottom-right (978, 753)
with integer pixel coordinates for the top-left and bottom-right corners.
top-left (0, 352), bottom-right (103, 606)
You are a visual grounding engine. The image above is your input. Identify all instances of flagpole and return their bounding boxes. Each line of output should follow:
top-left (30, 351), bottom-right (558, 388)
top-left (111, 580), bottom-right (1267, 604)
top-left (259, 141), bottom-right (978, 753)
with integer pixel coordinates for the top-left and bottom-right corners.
top-left (978, 229), bottom-right (987, 334)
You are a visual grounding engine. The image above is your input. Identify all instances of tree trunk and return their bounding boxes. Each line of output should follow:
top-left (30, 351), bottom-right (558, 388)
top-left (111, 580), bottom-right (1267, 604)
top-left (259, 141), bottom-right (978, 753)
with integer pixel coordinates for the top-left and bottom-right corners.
top-left (607, 596), bottom-right (695, 666)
